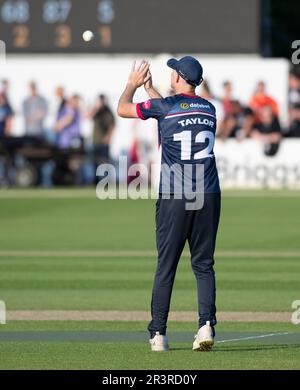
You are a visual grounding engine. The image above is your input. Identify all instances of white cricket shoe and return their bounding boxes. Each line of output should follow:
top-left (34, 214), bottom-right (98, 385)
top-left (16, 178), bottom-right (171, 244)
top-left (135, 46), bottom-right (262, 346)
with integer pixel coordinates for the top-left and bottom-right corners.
top-left (192, 321), bottom-right (214, 351)
top-left (149, 332), bottom-right (170, 351)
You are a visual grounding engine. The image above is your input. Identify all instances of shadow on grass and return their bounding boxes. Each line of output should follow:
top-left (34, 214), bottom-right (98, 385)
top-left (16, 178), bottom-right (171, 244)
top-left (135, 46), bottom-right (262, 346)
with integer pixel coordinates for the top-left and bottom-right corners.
top-left (216, 344), bottom-right (300, 352)
top-left (171, 344), bottom-right (300, 352)
top-left (170, 347), bottom-right (192, 351)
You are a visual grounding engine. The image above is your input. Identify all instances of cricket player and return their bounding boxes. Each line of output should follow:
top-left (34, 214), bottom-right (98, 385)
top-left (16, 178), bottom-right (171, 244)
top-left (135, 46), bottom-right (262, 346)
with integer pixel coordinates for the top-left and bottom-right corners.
top-left (117, 57), bottom-right (221, 351)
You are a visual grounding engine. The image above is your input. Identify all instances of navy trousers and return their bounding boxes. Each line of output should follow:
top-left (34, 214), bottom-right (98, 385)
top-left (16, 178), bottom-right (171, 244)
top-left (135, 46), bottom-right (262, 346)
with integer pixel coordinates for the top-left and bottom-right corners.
top-left (148, 193), bottom-right (221, 337)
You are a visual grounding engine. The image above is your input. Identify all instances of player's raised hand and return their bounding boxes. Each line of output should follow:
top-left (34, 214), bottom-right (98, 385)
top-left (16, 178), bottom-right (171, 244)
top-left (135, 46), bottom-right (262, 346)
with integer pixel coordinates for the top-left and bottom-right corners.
top-left (144, 69), bottom-right (163, 99)
top-left (127, 60), bottom-right (151, 89)
top-left (144, 70), bottom-right (153, 91)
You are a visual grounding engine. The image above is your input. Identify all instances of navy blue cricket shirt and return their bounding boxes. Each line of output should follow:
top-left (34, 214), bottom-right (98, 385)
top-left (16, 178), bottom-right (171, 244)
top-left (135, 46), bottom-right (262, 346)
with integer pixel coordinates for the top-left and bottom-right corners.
top-left (136, 93), bottom-right (220, 195)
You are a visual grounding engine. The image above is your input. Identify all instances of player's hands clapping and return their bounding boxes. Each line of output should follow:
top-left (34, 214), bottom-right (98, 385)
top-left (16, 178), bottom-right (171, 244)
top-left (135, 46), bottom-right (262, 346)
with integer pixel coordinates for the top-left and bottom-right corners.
top-left (127, 60), bottom-right (151, 89)
top-left (144, 69), bottom-right (153, 91)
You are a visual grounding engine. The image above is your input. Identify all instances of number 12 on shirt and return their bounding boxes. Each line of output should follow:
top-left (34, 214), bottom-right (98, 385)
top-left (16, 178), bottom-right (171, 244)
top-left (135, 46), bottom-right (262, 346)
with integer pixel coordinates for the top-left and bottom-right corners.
top-left (173, 130), bottom-right (215, 160)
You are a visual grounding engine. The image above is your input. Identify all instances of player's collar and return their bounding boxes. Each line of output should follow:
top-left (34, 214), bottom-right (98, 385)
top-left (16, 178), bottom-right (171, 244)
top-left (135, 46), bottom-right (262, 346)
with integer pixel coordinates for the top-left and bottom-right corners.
top-left (181, 93), bottom-right (199, 98)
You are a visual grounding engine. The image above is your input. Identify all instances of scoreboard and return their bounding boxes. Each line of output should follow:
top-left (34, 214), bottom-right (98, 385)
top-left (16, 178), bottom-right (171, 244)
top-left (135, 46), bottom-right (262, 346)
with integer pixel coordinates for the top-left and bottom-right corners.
top-left (0, 0), bottom-right (260, 54)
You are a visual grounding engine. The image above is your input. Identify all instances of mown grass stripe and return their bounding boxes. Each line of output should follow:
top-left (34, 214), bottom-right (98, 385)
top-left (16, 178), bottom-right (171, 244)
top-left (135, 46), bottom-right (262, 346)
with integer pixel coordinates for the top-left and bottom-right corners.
top-left (5, 310), bottom-right (292, 322)
top-left (0, 250), bottom-right (300, 258)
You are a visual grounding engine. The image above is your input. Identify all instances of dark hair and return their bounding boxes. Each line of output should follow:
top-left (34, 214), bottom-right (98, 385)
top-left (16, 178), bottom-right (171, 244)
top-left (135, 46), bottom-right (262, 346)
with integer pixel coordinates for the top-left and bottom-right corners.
top-left (99, 94), bottom-right (107, 103)
top-left (290, 67), bottom-right (300, 79)
top-left (292, 102), bottom-right (300, 110)
top-left (243, 107), bottom-right (254, 116)
top-left (223, 80), bottom-right (231, 87)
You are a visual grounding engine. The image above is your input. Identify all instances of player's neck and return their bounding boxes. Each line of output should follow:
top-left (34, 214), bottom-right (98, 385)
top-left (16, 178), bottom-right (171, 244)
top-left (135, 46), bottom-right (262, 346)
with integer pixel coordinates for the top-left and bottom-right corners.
top-left (175, 87), bottom-right (197, 97)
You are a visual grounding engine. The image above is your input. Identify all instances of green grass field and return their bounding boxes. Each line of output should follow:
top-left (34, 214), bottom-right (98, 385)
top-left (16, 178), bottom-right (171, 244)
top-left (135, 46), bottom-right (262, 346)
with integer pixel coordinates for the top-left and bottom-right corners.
top-left (0, 321), bottom-right (299, 370)
top-left (0, 189), bottom-right (300, 369)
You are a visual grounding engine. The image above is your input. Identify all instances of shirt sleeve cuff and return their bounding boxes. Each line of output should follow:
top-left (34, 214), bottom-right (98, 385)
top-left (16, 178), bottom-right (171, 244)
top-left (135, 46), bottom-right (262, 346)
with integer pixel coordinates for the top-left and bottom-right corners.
top-left (136, 103), bottom-right (145, 120)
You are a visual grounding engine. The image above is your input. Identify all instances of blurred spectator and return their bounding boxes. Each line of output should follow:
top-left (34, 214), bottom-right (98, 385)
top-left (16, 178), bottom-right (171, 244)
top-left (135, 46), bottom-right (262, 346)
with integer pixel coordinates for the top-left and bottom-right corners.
top-left (249, 81), bottom-right (279, 121)
top-left (55, 86), bottom-right (67, 119)
top-left (0, 92), bottom-right (13, 137)
top-left (288, 71), bottom-right (300, 107)
top-left (236, 107), bottom-right (256, 140)
top-left (89, 94), bottom-right (115, 163)
top-left (221, 81), bottom-right (235, 117)
top-left (218, 100), bottom-right (243, 139)
top-left (288, 103), bottom-right (300, 137)
top-left (23, 82), bottom-right (48, 136)
top-left (55, 94), bottom-right (82, 149)
top-left (200, 80), bottom-right (224, 134)
top-left (251, 105), bottom-right (282, 155)
top-left (1, 79), bottom-right (11, 104)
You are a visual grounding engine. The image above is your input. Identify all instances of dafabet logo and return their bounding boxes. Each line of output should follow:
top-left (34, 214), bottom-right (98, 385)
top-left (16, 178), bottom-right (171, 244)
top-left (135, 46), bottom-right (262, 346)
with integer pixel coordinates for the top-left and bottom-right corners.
top-left (180, 103), bottom-right (189, 110)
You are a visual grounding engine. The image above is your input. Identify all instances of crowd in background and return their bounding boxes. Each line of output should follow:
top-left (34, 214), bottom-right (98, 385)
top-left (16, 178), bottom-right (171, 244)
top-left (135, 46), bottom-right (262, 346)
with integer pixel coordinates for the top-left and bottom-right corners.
top-left (1, 68), bottom-right (300, 186)
top-left (0, 80), bottom-right (116, 186)
top-left (202, 69), bottom-right (300, 142)
top-left (0, 80), bottom-right (115, 154)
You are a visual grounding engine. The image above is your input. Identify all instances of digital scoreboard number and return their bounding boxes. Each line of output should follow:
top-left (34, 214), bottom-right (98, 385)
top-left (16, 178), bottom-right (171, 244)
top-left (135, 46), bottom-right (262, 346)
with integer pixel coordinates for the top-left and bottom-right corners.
top-left (0, 0), bottom-right (116, 51)
top-left (0, 0), bottom-right (260, 54)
